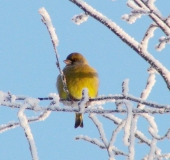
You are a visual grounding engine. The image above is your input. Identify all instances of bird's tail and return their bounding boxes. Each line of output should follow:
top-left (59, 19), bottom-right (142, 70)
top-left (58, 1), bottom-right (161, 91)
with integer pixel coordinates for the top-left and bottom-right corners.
top-left (75, 113), bottom-right (83, 128)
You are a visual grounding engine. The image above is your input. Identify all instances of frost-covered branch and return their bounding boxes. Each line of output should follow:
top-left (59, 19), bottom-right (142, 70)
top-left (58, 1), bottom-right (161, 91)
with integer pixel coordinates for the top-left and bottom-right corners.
top-left (122, 79), bottom-right (129, 96)
top-left (133, 69), bottom-right (156, 159)
top-left (89, 114), bottom-right (108, 147)
top-left (103, 114), bottom-right (163, 156)
top-left (18, 104), bottom-right (39, 160)
top-left (2, 91), bottom-right (170, 114)
top-left (165, 15), bottom-right (170, 27)
top-left (121, 100), bottom-right (136, 159)
top-left (108, 120), bottom-right (126, 149)
top-left (72, 12), bottom-right (89, 25)
top-left (124, 0), bottom-right (170, 36)
top-left (155, 36), bottom-right (170, 51)
top-left (0, 111), bottom-right (50, 133)
top-left (137, 67), bottom-right (156, 109)
top-left (123, 101), bottom-right (132, 147)
top-left (69, 0), bottom-right (170, 91)
top-left (39, 8), bottom-right (70, 98)
top-left (89, 114), bottom-right (116, 159)
top-left (141, 24), bottom-right (157, 51)
top-left (0, 90), bottom-right (170, 110)
top-left (133, 0), bottom-right (170, 36)
top-left (155, 153), bottom-right (170, 159)
top-left (75, 135), bottom-right (105, 149)
top-left (75, 135), bottom-right (127, 156)
top-left (139, 113), bottom-right (158, 159)
top-left (149, 128), bottom-right (170, 141)
top-left (122, 0), bottom-right (148, 24)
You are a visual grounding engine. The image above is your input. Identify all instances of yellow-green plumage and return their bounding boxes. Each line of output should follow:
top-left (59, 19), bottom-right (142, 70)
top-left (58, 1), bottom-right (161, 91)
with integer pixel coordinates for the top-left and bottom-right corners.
top-left (57, 52), bottom-right (99, 128)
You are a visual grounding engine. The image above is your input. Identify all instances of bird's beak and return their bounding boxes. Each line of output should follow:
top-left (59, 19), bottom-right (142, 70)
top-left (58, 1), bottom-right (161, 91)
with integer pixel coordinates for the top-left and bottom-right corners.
top-left (64, 59), bottom-right (72, 65)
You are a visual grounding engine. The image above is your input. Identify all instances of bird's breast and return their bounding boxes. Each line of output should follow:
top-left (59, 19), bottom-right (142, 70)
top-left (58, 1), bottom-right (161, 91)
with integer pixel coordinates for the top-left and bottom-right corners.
top-left (63, 64), bottom-right (99, 99)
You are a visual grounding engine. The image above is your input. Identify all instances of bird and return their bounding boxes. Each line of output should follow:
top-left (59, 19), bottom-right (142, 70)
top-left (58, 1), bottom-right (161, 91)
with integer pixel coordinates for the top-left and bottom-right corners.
top-left (57, 52), bottom-right (99, 128)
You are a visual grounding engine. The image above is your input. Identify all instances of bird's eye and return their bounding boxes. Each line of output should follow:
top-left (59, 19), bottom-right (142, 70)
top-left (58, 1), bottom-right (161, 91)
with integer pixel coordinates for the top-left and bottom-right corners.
top-left (73, 58), bottom-right (77, 62)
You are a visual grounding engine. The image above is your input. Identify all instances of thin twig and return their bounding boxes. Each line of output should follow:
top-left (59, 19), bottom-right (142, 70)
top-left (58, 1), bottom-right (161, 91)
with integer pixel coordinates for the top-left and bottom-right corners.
top-left (39, 8), bottom-right (70, 98)
top-left (141, 24), bottom-right (157, 51)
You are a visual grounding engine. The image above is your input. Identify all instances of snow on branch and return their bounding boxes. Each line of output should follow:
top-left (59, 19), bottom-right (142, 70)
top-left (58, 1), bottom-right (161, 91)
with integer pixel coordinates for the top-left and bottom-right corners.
top-left (103, 114), bottom-right (163, 157)
top-left (108, 120), bottom-right (126, 149)
top-left (149, 128), bottom-right (170, 141)
top-left (165, 15), bottom-right (170, 27)
top-left (128, 114), bottom-right (136, 160)
top-left (0, 91), bottom-right (8, 104)
top-left (123, 100), bottom-right (133, 146)
top-left (48, 93), bottom-right (60, 106)
top-left (140, 113), bottom-right (158, 133)
top-left (39, 8), bottom-right (70, 98)
top-left (89, 114), bottom-right (108, 147)
top-left (0, 121), bottom-right (20, 133)
top-left (141, 24), bottom-right (157, 51)
top-left (39, 8), bottom-right (58, 47)
top-left (18, 104), bottom-right (39, 160)
top-left (70, 0), bottom-right (139, 50)
top-left (75, 135), bottom-right (127, 156)
top-left (72, 12), bottom-right (89, 25)
top-left (127, 0), bottom-right (170, 51)
top-left (102, 114), bottom-right (122, 125)
top-left (122, 79), bottom-right (129, 96)
top-left (2, 90), bottom-right (170, 114)
top-left (0, 111), bottom-right (50, 133)
top-left (133, 0), bottom-right (170, 36)
top-left (139, 113), bottom-right (158, 159)
top-left (145, 0), bottom-right (161, 18)
top-left (69, 0), bottom-right (170, 91)
top-left (122, 0), bottom-right (149, 24)
top-left (2, 2), bottom-right (170, 160)
top-left (155, 36), bottom-right (170, 51)
top-left (155, 154), bottom-right (170, 159)
top-left (89, 114), bottom-right (116, 159)
top-left (75, 135), bottom-right (105, 149)
top-left (1, 90), bottom-right (169, 159)
top-left (137, 67), bottom-right (156, 109)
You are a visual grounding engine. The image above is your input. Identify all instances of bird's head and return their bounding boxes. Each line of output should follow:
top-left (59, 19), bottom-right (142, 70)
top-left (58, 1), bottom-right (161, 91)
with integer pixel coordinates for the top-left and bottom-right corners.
top-left (64, 52), bottom-right (88, 65)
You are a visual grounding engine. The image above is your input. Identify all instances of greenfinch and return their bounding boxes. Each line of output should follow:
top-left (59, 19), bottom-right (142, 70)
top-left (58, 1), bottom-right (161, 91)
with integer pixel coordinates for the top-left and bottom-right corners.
top-left (57, 52), bottom-right (99, 128)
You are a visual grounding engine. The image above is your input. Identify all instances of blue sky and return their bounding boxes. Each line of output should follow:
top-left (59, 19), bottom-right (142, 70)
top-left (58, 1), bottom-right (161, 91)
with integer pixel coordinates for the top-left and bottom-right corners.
top-left (0, 0), bottom-right (170, 159)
